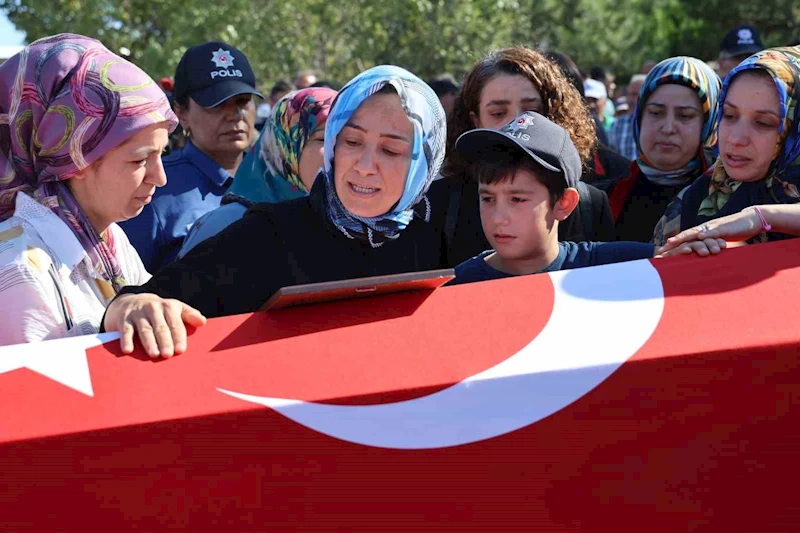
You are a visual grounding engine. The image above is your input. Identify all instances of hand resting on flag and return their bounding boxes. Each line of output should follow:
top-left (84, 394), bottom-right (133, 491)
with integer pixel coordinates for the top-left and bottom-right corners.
top-left (103, 294), bottom-right (207, 358)
top-left (657, 204), bottom-right (800, 257)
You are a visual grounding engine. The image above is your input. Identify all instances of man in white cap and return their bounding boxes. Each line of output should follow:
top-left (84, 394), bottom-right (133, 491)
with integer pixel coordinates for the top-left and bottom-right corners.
top-left (584, 78), bottom-right (610, 131)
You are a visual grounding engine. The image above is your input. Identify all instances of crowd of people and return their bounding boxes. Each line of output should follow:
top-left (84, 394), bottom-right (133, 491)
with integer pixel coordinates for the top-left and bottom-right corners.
top-left (0, 26), bottom-right (799, 355)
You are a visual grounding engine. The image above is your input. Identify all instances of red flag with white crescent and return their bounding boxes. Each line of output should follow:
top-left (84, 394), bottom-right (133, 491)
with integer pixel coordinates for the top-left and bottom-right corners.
top-left (2, 239), bottom-right (800, 531)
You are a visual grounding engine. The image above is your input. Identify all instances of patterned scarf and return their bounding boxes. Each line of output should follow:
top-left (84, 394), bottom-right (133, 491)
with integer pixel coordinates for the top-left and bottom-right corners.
top-left (634, 56), bottom-right (721, 186)
top-left (0, 34), bottom-right (177, 291)
top-left (316, 65), bottom-right (446, 248)
top-left (699, 46), bottom-right (800, 217)
top-left (223, 87), bottom-right (336, 206)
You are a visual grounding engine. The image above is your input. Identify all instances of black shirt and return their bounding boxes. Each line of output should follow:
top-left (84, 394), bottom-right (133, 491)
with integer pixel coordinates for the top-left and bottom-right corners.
top-left (116, 193), bottom-right (442, 318)
top-left (583, 147), bottom-right (630, 193)
top-left (613, 174), bottom-right (685, 243)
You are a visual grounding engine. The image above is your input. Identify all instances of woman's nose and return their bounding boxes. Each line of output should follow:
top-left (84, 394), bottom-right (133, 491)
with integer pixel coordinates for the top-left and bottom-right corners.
top-left (147, 157), bottom-right (167, 187)
top-left (353, 146), bottom-right (378, 176)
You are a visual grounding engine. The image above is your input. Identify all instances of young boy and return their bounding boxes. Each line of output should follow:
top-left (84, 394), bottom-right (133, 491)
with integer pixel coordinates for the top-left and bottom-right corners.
top-left (449, 111), bottom-right (655, 285)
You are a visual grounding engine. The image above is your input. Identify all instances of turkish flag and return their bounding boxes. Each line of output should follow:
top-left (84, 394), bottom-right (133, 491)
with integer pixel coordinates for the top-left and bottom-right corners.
top-left (2, 239), bottom-right (800, 531)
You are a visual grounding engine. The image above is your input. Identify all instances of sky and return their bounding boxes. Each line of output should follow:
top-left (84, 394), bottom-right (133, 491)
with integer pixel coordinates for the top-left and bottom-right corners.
top-left (0, 11), bottom-right (26, 46)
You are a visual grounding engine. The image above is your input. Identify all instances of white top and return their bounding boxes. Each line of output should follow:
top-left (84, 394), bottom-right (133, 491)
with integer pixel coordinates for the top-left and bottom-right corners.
top-left (0, 193), bottom-right (150, 346)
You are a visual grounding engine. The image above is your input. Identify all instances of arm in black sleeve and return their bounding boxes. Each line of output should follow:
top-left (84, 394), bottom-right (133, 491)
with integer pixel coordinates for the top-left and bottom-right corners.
top-left (115, 208), bottom-right (290, 319)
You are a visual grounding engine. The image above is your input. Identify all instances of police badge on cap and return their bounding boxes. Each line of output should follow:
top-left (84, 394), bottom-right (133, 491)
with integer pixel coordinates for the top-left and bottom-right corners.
top-left (173, 41), bottom-right (264, 108)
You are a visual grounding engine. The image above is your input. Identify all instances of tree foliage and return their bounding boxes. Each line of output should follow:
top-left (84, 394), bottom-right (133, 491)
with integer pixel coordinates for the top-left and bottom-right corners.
top-left (2, 0), bottom-right (798, 88)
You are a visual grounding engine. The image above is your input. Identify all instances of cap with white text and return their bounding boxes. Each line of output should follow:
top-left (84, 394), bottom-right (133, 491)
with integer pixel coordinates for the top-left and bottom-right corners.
top-left (455, 111), bottom-right (582, 188)
top-left (720, 25), bottom-right (764, 59)
top-left (173, 41), bottom-right (263, 108)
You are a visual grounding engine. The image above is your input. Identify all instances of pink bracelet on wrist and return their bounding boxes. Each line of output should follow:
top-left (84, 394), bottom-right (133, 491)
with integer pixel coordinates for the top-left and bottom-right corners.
top-left (753, 206), bottom-right (772, 232)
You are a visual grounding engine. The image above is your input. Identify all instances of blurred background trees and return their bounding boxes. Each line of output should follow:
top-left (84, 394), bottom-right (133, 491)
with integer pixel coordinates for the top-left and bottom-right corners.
top-left (2, 0), bottom-right (798, 86)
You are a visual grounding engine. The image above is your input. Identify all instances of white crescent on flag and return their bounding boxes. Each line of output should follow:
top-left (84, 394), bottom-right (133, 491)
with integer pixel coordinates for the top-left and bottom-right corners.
top-left (219, 259), bottom-right (665, 449)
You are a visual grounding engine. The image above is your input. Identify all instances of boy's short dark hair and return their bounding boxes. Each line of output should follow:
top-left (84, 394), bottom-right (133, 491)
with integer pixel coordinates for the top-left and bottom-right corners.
top-left (473, 152), bottom-right (567, 207)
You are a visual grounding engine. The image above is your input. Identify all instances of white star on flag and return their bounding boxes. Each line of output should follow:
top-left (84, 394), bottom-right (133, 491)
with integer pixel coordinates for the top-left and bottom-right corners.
top-left (0, 333), bottom-right (119, 397)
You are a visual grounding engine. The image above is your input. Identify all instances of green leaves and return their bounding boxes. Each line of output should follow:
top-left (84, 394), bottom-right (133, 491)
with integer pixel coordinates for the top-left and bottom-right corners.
top-left (1, 0), bottom-right (797, 88)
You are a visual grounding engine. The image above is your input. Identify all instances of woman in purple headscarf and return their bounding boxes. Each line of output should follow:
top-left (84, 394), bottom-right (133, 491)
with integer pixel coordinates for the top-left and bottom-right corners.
top-left (0, 33), bottom-right (180, 345)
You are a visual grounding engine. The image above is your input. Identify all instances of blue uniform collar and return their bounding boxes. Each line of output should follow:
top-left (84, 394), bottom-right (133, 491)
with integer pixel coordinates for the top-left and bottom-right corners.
top-left (183, 140), bottom-right (233, 187)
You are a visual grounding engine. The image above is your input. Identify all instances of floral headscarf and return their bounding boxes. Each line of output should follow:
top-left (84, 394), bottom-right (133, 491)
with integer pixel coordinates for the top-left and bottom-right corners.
top-left (0, 33), bottom-right (177, 291)
top-left (316, 65), bottom-right (446, 248)
top-left (652, 46), bottom-right (800, 245)
top-left (224, 87), bottom-right (336, 206)
top-left (634, 56), bottom-right (722, 186)
top-left (699, 46), bottom-right (800, 217)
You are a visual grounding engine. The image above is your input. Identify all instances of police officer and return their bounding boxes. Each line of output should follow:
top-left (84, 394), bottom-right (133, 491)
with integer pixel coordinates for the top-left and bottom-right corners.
top-left (717, 24), bottom-right (764, 79)
top-left (120, 41), bottom-right (263, 272)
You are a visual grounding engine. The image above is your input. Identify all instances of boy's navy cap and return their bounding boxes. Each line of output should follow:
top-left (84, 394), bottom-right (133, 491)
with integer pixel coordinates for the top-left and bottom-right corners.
top-left (720, 25), bottom-right (764, 58)
top-left (455, 111), bottom-right (582, 188)
top-left (173, 41), bottom-right (264, 108)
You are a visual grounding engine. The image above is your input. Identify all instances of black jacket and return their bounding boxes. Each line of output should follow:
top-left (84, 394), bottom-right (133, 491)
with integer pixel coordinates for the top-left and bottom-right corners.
top-left (609, 164), bottom-right (687, 243)
top-left (583, 146), bottom-right (631, 193)
top-left (116, 192), bottom-right (442, 318)
top-left (429, 177), bottom-right (616, 268)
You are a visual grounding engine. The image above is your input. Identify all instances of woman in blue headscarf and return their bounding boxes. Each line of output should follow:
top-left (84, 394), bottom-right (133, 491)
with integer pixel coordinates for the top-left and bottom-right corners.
top-left (101, 66), bottom-right (447, 358)
top-left (607, 56), bottom-right (721, 242)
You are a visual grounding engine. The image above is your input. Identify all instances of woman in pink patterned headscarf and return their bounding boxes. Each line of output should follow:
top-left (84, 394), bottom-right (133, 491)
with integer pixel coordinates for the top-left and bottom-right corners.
top-left (0, 33), bottom-right (179, 345)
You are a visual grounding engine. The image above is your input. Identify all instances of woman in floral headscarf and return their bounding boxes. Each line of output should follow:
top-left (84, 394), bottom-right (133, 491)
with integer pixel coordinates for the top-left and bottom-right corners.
top-left (608, 56), bottom-right (721, 242)
top-left (653, 46), bottom-right (800, 245)
top-left (102, 65), bottom-right (447, 359)
top-left (0, 34), bottom-right (177, 345)
top-left (179, 87), bottom-right (336, 256)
